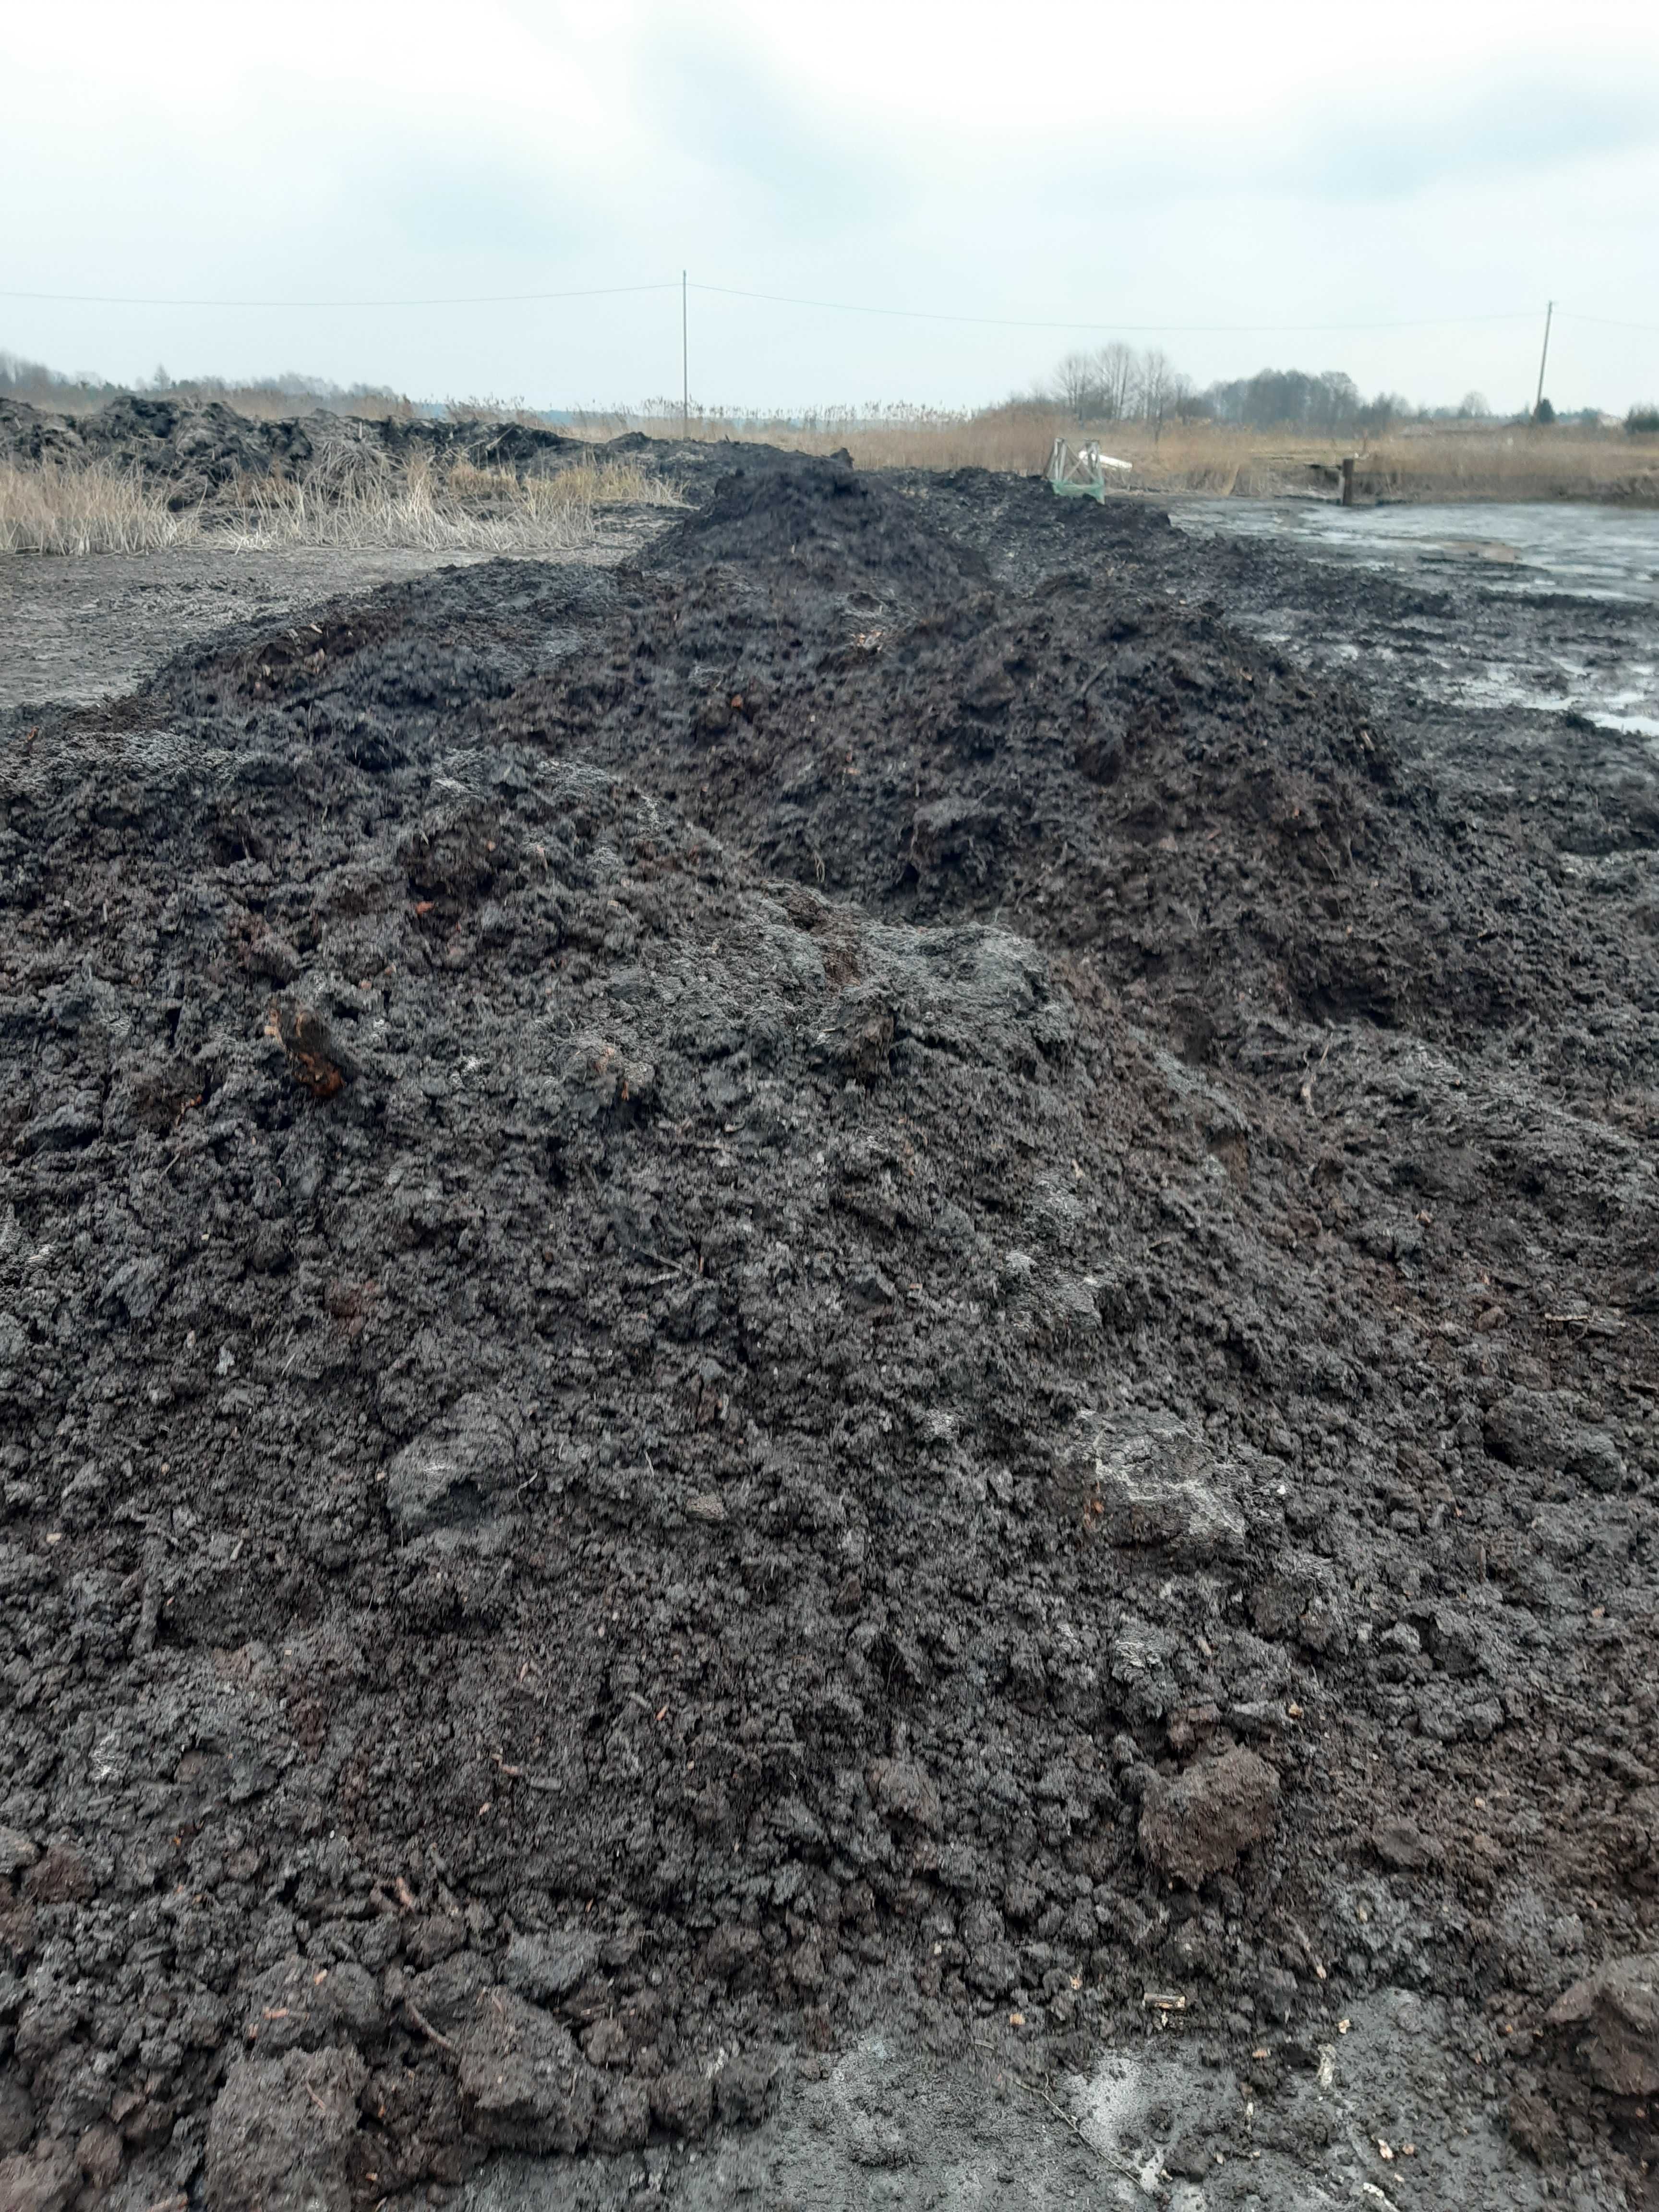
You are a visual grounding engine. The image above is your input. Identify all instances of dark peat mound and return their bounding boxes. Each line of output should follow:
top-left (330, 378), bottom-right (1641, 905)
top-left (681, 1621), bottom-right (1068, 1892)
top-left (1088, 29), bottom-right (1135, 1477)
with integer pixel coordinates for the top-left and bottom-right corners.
top-left (2, 452), bottom-right (1657, 2209)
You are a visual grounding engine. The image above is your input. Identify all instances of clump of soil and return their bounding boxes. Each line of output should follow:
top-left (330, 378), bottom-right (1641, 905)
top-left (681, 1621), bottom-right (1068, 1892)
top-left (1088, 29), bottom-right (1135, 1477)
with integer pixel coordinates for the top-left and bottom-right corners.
top-left (1, 448), bottom-right (1657, 2209)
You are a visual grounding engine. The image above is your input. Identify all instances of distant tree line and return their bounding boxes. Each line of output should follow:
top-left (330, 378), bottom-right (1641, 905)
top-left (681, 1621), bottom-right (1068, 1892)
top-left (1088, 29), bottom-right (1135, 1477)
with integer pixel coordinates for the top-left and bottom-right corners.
top-left (0, 350), bottom-right (407, 418)
top-left (1041, 345), bottom-right (1627, 434)
top-left (1050, 344), bottom-right (1195, 432)
top-left (136, 366), bottom-right (407, 410)
top-left (1047, 346), bottom-right (1434, 434)
top-left (1202, 367), bottom-right (1413, 434)
top-left (0, 350), bottom-right (118, 412)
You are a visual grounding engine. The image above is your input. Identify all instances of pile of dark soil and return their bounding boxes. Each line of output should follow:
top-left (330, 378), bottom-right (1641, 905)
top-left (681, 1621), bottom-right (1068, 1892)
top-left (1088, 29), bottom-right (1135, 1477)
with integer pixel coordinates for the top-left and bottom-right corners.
top-left (0, 397), bottom-right (595, 513)
top-left (2, 451), bottom-right (1658, 2211)
top-left (512, 466), bottom-right (1620, 1057)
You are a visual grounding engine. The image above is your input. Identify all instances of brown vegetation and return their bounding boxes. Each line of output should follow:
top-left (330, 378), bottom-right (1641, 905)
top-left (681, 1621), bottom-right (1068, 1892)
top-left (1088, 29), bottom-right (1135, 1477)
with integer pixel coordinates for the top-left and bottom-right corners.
top-left (4, 394), bottom-right (1654, 558)
top-left (615, 405), bottom-right (1659, 504)
top-left (0, 448), bottom-right (678, 556)
top-left (218, 448), bottom-right (676, 551)
top-left (0, 457), bottom-right (197, 554)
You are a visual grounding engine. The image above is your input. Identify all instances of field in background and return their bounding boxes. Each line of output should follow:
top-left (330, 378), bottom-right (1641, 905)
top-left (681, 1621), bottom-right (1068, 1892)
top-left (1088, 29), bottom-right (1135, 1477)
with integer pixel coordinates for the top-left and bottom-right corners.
top-left (0, 451), bottom-right (677, 556)
top-left (600, 404), bottom-right (1659, 504)
top-left (4, 408), bottom-right (1657, 556)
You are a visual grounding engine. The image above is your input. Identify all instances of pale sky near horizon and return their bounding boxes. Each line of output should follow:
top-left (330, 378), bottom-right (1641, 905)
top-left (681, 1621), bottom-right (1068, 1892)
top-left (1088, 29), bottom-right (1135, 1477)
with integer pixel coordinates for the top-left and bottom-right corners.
top-left (5, 0), bottom-right (1657, 415)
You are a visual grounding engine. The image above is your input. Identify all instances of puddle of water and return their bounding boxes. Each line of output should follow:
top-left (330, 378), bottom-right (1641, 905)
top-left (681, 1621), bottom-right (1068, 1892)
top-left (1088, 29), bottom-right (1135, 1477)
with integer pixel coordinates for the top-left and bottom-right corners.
top-left (1172, 497), bottom-right (1659, 605)
top-left (1171, 498), bottom-right (1659, 734)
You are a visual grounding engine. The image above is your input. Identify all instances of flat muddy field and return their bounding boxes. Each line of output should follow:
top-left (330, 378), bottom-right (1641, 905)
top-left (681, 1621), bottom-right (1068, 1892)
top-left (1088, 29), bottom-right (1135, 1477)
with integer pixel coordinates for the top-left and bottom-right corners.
top-left (0, 517), bottom-right (671, 717)
top-left (1, 451), bottom-right (1656, 2212)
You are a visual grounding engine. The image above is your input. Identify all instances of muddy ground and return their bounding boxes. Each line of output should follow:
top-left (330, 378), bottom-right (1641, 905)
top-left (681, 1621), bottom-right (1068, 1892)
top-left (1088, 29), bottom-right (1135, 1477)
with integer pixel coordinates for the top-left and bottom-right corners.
top-left (0, 552), bottom-right (510, 715)
top-left (0, 520), bottom-right (669, 719)
top-left (1, 442), bottom-right (1657, 2212)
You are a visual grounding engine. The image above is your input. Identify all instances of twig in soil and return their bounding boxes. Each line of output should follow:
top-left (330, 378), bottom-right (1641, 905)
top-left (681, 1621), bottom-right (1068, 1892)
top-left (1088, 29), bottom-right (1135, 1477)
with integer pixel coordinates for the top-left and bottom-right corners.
top-left (1280, 1913), bottom-right (1329, 1981)
top-left (405, 1999), bottom-right (455, 2052)
top-left (1299, 1032), bottom-right (1333, 1113)
top-left (632, 1246), bottom-right (691, 1275)
top-left (1012, 2072), bottom-right (1152, 2194)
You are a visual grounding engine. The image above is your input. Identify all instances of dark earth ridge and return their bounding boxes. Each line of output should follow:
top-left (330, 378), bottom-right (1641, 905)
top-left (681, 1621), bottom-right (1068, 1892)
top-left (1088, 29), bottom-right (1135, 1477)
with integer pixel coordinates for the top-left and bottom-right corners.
top-left (2, 447), bottom-right (1658, 2209)
top-left (0, 395), bottom-right (589, 513)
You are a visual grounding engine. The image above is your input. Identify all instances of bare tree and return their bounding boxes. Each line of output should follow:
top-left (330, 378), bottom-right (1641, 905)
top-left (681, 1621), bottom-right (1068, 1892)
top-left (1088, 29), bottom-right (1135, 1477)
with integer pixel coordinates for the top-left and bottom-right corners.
top-left (1050, 340), bottom-right (1200, 433)
top-left (1053, 351), bottom-right (1098, 422)
top-left (1169, 371), bottom-right (1203, 423)
top-left (1094, 342), bottom-right (1138, 422)
top-left (1137, 348), bottom-right (1177, 440)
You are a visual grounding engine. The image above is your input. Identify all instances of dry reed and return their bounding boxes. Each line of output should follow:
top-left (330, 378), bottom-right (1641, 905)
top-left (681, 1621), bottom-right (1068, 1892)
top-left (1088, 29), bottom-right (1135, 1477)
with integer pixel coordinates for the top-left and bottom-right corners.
top-left (0, 458), bottom-right (199, 554)
top-left (0, 450), bottom-right (680, 557)
top-left (5, 420), bottom-right (1653, 560)
top-left (620, 409), bottom-right (1659, 505)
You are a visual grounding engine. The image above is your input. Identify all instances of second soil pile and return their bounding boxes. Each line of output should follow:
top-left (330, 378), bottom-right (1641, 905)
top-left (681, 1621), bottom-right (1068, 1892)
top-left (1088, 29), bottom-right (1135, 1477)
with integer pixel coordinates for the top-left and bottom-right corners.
top-left (2, 453), bottom-right (1657, 2208)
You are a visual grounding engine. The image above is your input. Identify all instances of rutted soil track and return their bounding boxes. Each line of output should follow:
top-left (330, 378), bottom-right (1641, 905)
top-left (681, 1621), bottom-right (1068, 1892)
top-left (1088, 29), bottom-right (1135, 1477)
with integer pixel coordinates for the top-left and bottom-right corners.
top-left (2, 451), bottom-right (1658, 2209)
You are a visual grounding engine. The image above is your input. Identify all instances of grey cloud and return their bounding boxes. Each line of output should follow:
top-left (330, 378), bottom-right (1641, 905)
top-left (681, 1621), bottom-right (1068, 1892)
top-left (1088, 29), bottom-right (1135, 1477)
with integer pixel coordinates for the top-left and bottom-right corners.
top-left (637, 29), bottom-right (905, 235)
top-left (1278, 67), bottom-right (1659, 203)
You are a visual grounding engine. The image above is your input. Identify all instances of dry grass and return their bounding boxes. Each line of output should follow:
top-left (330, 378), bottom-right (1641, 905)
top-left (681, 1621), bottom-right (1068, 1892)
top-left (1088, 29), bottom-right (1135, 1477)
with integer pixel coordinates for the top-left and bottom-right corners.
top-left (0, 450), bottom-right (680, 557)
top-left (444, 454), bottom-right (673, 516)
top-left (0, 458), bottom-right (199, 554)
top-left (7, 417), bottom-right (1653, 558)
top-left (1340, 429), bottom-right (1659, 504)
top-left (620, 407), bottom-right (1659, 504)
top-left (1073, 420), bottom-right (1659, 502)
top-left (220, 445), bottom-right (682, 551)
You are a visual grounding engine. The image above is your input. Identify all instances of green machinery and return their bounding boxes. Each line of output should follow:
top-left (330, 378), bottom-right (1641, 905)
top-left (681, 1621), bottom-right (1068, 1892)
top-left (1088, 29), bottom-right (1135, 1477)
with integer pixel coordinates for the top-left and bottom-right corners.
top-left (1047, 436), bottom-right (1132, 503)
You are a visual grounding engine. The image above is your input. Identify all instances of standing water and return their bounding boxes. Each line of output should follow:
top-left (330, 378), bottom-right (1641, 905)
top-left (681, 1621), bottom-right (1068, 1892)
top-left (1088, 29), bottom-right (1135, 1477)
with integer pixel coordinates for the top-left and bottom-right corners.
top-left (1170, 497), bottom-right (1659, 736)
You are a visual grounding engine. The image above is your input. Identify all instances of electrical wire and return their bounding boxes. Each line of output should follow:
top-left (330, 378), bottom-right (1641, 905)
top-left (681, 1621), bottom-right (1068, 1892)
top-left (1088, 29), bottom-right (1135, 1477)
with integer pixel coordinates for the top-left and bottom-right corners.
top-left (689, 283), bottom-right (1542, 336)
top-left (1, 275), bottom-right (1644, 340)
top-left (1552, 308), bottom-right (1659, 334)
top-left (0, 282), bottom-right (680, 310)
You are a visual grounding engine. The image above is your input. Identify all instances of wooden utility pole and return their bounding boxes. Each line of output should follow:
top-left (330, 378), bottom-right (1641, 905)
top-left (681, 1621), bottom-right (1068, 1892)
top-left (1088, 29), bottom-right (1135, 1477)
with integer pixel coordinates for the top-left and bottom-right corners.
top-left (682, 271), bottom-right (689, 440)
top-left (1533, 300), bottom-right (1553, 423)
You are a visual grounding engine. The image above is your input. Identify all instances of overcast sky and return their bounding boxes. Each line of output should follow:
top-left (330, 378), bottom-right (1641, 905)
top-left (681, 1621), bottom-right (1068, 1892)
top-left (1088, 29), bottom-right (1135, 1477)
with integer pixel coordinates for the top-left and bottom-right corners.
top-left (5, 0), bottom-right (1657, 414)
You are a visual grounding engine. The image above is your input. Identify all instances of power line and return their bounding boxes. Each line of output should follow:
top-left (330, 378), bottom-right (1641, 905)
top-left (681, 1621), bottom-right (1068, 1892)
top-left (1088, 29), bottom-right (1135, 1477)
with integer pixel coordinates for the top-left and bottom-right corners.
top-left (689, 283), bottom-right (1542, 336)
top-left (1, 272), bottom-right (1646, 338)
top-left (1553, 307), bottom-right (1659, 334)
top-left (0, 281), bottom-right (680, 310)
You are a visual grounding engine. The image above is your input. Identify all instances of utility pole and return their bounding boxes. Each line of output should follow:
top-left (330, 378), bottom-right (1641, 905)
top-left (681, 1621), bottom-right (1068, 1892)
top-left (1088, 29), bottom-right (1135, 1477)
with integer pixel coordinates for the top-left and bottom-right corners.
top-left (682, 271), bottom-right (689, 441)
top-left (1533, 299), bottom-right (1553, 423)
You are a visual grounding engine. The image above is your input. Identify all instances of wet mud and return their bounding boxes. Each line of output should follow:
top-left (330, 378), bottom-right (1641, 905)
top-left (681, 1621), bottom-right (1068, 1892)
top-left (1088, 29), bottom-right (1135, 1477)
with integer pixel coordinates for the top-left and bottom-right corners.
top-left (2, 446), bottom-right (1657, 2211)
top-left (0, 551), bottom-right (505, 715)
